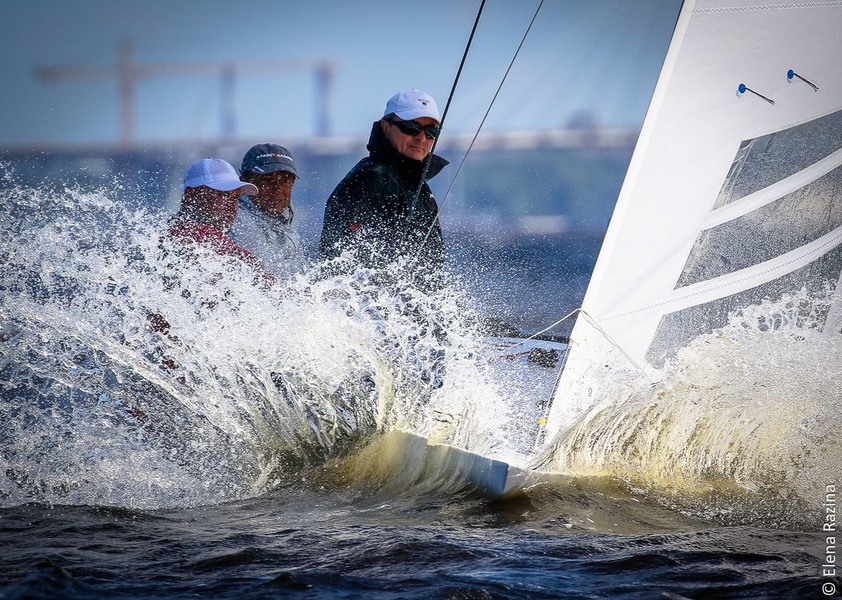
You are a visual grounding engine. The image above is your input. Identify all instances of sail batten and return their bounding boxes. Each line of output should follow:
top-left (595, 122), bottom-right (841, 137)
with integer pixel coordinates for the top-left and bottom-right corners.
top-left (600, 224), bottom-right (842, 324)
top-left (704, 147), bottom-right (842, 229)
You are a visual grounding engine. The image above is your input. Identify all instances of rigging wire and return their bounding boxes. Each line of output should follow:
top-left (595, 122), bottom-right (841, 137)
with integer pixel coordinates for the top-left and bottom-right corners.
top-left (433, 0), bottom-right (487, 147)
top-left (528, 307), bottom-right (659, 451)
top-left (409, 0), bottom-right (546, 269)
top-left (408, 0), bottom-right (486, 217)
top-left (500, 307), bottom-right (578, 354)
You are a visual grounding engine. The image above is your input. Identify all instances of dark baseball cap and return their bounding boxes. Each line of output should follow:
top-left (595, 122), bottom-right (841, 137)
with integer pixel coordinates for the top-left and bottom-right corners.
top-left (240, 143), bottom-right (298, 177)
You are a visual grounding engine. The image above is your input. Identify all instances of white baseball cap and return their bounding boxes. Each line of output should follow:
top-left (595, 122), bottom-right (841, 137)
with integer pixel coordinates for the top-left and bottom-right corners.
top-left (182, 158), bottom-right (258, 194)
top-left (383, 89), bottom-right (440, 122)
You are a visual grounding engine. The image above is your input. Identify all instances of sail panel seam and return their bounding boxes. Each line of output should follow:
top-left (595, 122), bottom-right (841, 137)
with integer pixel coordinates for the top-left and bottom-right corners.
top-left (695, 3), bottom-right (842, 15)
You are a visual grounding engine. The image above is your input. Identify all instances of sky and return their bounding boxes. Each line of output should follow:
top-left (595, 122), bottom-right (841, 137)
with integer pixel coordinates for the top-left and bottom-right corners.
top-left (0, 0), bottom-right (683, 148)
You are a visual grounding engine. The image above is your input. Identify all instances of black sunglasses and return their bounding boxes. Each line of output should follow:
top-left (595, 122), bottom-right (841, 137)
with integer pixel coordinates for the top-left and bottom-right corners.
top-left (386, 118), bottom-right (440, 140)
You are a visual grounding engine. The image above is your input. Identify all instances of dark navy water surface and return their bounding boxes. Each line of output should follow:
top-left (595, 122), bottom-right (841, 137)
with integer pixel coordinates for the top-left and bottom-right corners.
top-left (0, 484), bottom-right (827, 599)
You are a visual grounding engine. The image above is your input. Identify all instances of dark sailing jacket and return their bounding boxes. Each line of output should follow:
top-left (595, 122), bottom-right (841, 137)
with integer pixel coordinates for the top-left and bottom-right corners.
top-left (318, 121), bottom-right (449, 285)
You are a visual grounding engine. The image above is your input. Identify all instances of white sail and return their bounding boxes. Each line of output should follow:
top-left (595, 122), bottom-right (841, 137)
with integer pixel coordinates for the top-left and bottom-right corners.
top-left (543, 0), bottom-right (842, 437)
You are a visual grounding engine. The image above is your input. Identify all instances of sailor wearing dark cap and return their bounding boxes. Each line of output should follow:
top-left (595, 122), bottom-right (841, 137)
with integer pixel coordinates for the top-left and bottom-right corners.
top-left (230, 143), bottom-right (306, 278)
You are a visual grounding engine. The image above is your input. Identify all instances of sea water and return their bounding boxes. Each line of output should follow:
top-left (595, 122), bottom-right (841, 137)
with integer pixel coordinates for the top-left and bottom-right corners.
top-left (0, 170), bottom-right (838, 598)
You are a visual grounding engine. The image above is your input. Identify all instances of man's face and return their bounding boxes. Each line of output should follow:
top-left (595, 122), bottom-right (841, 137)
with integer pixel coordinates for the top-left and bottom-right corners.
top-left (243, 170), bottom-right (296, 216)
top-left (184, 186), bottom-right (240, 232)
top-left (382, 116), bottom-right (439, 161)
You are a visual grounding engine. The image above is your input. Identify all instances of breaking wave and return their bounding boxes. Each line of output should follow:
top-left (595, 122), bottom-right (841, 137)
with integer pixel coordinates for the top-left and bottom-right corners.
top-left (540, 287), bottom-right (842, 528)
top-left (0, 168), bottom-right (521, 509)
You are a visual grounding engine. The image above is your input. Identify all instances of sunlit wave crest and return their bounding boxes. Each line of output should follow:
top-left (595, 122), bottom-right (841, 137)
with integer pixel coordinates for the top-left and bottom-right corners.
top-left (540, 287), bottom-right (841, 527)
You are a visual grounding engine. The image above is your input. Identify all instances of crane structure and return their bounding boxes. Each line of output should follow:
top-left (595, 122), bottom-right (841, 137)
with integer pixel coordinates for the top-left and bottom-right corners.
top-left (34, 38), bottom-right (337, 146)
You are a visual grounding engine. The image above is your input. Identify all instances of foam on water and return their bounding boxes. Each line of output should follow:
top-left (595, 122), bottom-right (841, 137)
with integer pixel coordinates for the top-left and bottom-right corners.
top-left (0, 172), bottom-right (519, 509)
top-left (540, 288), bottom-right (841, 527)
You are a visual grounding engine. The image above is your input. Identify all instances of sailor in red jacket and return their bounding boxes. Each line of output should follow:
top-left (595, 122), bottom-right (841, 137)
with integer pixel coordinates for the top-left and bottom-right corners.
top-left (150, 158), bottom-right (273, 337)
top-left (168, 158), bottom-right (262, 267)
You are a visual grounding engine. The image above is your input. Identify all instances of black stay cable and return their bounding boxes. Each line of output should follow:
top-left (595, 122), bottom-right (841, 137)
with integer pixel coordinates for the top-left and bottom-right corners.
top-left (435, 0), bottom-right (487, 143)
top-left (409, 0), bottom-right (486, 216)
top-left (409, 0), bottom-right (545, 270)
